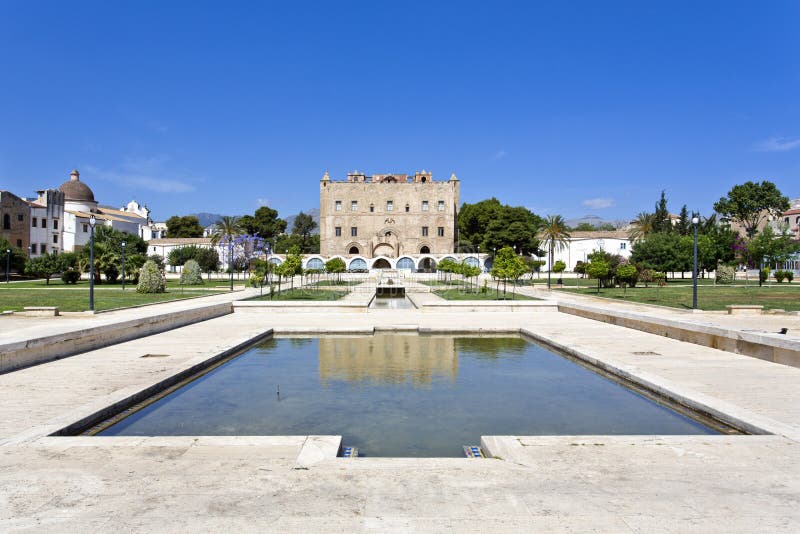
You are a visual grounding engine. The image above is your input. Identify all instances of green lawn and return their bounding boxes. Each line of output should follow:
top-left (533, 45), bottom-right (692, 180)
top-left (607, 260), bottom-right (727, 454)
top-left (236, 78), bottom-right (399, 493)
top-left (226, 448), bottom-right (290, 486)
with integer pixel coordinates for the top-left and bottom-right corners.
top-left (563, 284), bottom-right (800, 311)
top-left (309, 279), bottom-right (363, 287)
top-left (247, 289), bottom-right (347, 301)
top-left (433, 289), bottom-right (537, 301)
top-left (0, 285), bottom-right (224, 312)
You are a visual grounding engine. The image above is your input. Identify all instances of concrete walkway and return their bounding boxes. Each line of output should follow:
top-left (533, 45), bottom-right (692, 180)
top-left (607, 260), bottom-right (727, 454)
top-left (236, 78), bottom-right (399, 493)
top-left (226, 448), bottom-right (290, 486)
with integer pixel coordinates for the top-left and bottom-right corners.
top-left (1, 298), bottom-right (799, 531)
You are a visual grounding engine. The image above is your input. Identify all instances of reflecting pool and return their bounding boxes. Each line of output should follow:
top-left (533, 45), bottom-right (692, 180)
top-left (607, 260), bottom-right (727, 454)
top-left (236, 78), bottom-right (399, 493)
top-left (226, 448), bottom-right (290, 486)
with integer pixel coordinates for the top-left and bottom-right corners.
top-left (99, 335), bottom-right (717, 456)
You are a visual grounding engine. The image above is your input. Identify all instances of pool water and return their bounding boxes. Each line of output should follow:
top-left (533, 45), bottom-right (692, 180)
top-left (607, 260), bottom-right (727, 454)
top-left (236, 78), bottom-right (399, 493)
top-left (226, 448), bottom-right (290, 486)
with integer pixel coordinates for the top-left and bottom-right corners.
top-left (99, 335), bottom-right (717, 456)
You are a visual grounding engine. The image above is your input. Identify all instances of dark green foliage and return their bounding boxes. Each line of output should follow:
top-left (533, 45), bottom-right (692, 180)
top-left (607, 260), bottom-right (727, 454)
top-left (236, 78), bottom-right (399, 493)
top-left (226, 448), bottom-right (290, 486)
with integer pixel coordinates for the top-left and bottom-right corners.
top-left (0, 238), bottom-right (27, 273)
top-left (24, 252), bottom-right (60, 284)
top-left (60, 269), bottom-right (81, 284)
top-left (165, 215), bottom-right (204, 238)
top-left (167, 245), bottom-right (219, 272)
top-left (653, 191), bottom-right (672, 234)
top-left (238, 206), bottom-right (287, 240)
top-left (458, 198), bottom-right (543, 254)
top-left (713, 181), bottom-right (790, 239)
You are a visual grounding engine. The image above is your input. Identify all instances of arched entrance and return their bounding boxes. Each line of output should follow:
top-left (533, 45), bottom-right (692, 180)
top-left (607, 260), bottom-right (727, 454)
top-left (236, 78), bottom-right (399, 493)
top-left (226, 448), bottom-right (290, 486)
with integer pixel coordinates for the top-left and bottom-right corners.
top-left (349, 246), bottom-right (360, 255)
top-left (373, 243), bottom-right (394, 257)
top-left (418, 257), bottom-right (436, 272)
top-left (420, 246), bottom-right (430, 254)
top-left (373, 258), bottom-right (391, 269)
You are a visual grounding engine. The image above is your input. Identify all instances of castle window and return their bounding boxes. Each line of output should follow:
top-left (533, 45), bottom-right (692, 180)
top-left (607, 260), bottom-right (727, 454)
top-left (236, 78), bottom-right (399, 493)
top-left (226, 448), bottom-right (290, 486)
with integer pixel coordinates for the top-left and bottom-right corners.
top-left (53, 219), bottom-right (58, 229)
top-left (386, 201), bottom-right (393, 212)
top-left (422, 226), bottom-right (429, 237)
top-left (351, 201), bottom-right (358, 211)
top-left (41, 218), bottom-right (47, 228)
top-left (3, 214), bottom-right (9, 229)
top-left (335, 227), bottom-right (341, 237)
top-left (83, 224), bottom-right (88, 232)
top-left (349, 246), bottom-right (360, 255)
top-left (405, 204), bottom-right (409, 212)
top-left (32, 218), bottom-right (37, 227)
top-left (335, 200), bottom-right (342, 211)
top-left (438, 200), bottom-right (445, 211)
top-left (40, 244), bottom-right (46, 254)
top-left (370, 204), bottom-right (374, 213)
top-left (422, 200), bottom-right (429, 211)
top-left (351, 227), bottom-right (358, 237)
top-left (17, 214), bottom-right (23, 221)
top-left (30, 243), bottom-right (37, 254)
top-left (53, 234), bottom-right (58, 244)
top-left (437, 226), bottom-right (444, 237)
top-left (16, 239), bottom-right (22, 248)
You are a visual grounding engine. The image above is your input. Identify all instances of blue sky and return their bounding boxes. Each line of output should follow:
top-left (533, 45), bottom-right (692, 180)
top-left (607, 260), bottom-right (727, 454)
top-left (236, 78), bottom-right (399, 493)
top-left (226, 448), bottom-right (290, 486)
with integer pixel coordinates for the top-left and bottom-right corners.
top-left (1, 1), bottom-right (798, 222)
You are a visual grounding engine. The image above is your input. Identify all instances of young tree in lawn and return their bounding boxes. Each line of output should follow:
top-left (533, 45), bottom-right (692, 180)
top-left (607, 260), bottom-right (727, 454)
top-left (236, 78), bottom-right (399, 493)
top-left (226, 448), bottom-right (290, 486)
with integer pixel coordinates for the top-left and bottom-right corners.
top-left (324, 257), bottom-right (346, 283)
top-left (585, 260), bottom-right (610, 294)
top-left (491, 246), bottom-right (527, 298)
top-left (24, 252), bottom-right (60, 284)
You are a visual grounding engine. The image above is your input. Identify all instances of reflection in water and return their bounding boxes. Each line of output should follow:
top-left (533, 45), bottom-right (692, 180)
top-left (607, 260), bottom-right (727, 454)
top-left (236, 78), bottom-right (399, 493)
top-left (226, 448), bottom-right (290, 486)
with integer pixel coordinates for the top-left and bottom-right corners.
top-left (100, 335), bottom-right (718, 457)
top-left (319, 334), bottom-right (457, 386)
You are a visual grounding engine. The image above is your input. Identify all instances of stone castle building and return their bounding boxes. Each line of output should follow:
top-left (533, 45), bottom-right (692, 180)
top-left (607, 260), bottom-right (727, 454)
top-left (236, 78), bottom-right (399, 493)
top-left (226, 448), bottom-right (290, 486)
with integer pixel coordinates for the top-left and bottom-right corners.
top-left (319, 170), bottom-right (459, 264)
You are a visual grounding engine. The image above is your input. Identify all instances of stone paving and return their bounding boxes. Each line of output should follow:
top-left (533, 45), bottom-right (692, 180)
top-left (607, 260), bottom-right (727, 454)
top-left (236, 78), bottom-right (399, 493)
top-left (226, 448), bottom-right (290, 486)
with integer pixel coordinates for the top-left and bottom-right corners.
top-left (0, 289), bottom-right (799, 531)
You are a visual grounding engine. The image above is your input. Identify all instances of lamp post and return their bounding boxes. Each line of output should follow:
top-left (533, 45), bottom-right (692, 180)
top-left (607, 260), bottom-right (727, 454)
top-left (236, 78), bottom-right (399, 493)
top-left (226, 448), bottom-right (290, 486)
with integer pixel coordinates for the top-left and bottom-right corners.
top-left (692, 216), bottom-right (699, 310)
top-left (228, 237), bottom-right (234, 292)
top-left (121, 241), bottom-right (126, 291)
top-left (5, 248), bottom-right (10, 283)
top-left (89, 215), bottom-right (96, 312)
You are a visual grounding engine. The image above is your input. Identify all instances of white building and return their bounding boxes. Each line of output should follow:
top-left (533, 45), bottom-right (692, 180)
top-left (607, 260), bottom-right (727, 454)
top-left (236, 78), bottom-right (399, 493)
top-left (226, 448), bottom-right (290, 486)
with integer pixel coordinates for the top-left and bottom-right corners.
top-left (548, 230), bottom-right (633, 271)
top-left (26, 189), bottom-right (65, 257)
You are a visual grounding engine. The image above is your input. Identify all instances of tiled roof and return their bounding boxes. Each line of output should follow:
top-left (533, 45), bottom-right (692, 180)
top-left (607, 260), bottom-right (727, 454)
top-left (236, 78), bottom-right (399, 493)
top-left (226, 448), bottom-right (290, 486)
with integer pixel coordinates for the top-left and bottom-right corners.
top-left (148, 238), bottom-right (214, 245)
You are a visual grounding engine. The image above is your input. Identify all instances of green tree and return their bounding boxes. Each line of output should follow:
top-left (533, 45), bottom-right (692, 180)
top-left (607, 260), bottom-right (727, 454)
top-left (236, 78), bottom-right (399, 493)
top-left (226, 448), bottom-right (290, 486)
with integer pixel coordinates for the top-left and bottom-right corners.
top-left (573, 222), bottom-right (597, 231)
top-left (676, 205), bottom-right (691, 236)
top-left (0, 238), bottom-right (28, 274)
top-left (653, 190), bottom-right (672, 233)
top-left (165, 215), bottom-right (204, 238)
top-left (24, 252), bottom-right (60, 284)
top-left (713, 180), bottom-right (790, 239)
top-left (291, 212), bottom-right (318, 252)
top-left (585, 259), bottom-right (610, 293)
top-left (490, 246), bottom-right (527, 298)
top-left (630, 232), bottom-right (689, 275)
top-left (615, 263), bottom-right (638, 294)
top-left (536, 215), bottom-right (570, 288)
top-left (628, 212), bottom-right (655, 242)
top-left (239, 206), bottom-right (287, 240)
top-left (324, 257), bottom-right (346, 282)
top-left (209, 216), bottom-right (243, 244)
top-left (458, 198), bottom-right (543, 254)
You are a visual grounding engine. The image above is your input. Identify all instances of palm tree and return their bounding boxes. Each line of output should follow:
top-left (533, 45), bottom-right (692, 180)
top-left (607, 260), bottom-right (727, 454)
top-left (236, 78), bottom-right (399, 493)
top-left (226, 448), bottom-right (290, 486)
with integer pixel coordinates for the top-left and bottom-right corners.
top-left (537, 215), bottom-right (571, 289)
top-left (628, 212), bottom-right (655, 242)
top-left (210, 216), bottom-right (243, 290)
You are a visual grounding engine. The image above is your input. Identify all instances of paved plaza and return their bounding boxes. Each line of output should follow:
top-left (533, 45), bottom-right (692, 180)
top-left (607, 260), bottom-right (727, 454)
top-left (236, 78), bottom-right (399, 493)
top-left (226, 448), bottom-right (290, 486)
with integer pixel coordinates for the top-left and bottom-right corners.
top-left (1, 287), bottom-right (799, 532)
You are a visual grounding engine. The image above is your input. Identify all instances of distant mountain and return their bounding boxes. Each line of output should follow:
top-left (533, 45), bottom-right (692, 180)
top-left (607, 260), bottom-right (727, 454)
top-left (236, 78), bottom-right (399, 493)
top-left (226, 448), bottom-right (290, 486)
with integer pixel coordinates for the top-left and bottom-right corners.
top-left (566, 215), bottom-right (628, 230)
top-left (285, 208), bottom-right (320, 235)
top-left (188, 212), bottom-right (227, 227)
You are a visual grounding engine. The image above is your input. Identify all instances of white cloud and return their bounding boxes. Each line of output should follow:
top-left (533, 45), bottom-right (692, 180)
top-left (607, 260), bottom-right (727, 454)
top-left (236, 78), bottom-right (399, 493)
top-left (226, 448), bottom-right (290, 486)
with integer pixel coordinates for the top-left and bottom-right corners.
top-left (256, 198), bottom-right (272, 207)
top-left (85, 157), bottom-right (197, 194)
top-left (753, 136), bottom-right (800, 152)
top-left (493, 149), bottom-right (507, 160)
top-left (582, 197), bottom-right (615, 209)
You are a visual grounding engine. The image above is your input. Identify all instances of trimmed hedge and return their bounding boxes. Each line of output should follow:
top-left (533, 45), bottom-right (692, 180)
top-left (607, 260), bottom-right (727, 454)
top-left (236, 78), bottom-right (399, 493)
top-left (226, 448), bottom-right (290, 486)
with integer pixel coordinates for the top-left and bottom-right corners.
top-left (179, 259), bottom-right (203, 285)
top-left (137, 260), bottom-right (166, 294)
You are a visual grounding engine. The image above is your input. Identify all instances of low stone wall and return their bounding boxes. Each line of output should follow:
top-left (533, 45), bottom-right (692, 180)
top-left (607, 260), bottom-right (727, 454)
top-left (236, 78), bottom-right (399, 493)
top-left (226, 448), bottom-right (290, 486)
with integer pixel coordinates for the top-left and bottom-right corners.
top-left (558, 301), bottom-right (800, 368)
top-left (233, 301), bottom-right (368, 313)
top-left (0, 302), bottom-right (233, 374)
top-left (420, 300), bottom-right (558, 313)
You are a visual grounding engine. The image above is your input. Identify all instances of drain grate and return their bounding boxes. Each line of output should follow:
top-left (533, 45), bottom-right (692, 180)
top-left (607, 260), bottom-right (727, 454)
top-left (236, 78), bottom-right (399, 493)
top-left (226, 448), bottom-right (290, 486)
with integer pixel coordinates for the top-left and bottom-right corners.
top-left (463, 445), bottom-right (485, 458)
top-left (141, 354), bottom-right (170, 358)
top-left (632, 351), bottom-right (661, 356)
top-left (342, 446), bottom-right (358, 458)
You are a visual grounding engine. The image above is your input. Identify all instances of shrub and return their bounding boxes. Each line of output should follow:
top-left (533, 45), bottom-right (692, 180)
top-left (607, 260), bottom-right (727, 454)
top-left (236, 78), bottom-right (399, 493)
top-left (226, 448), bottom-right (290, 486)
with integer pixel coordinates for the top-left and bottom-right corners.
top-left (179, 259), bottom-right (203, 285)
top-left (616, 264), bottom-right (638, 288)
top-left (552, 260), bottom-right (566, 274)
top-left (716, 264), bottom-right (735, 285)
top-left (787, 271), bottom-right (795, 283)
top-left (759, 268), bottom-right (770, 284)
top-left (774, 270), bottom-right (786, 283)
top-left (137, 260), bottom-right (166, 293)
top-left (61, 269), bottom-right (81, 284)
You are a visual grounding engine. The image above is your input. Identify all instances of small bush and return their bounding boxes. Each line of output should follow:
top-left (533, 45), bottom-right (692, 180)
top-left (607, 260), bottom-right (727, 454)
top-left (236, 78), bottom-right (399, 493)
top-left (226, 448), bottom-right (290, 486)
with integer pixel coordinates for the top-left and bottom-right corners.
top-left (787, 271), bottom-right (795, 283)
top-left (179, 259), bottom-right (203, 285)
top-left (61, 269), bottom-right (81, 284)
top-left (759, 268), bottom-right (770, 283)
top-left (774, 270), bottom-right (786, 283)
top-left (137, 260), bottom-right (166, 294)
top-left (716, 264), bottom-right (735, 285)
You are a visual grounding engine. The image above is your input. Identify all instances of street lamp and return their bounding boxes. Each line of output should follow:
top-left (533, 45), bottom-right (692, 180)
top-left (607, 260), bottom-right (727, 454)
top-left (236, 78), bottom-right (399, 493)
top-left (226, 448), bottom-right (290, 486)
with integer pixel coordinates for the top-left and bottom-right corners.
top-left (5, 248), bottom-right (10, 283)
top-left (692, 216), bottom-right (699, 310)
top-left (121, 241), bottom-right (126, 291)
top-left (89, 215), bottom-right (96, 312)
top-left (229, 238), bottom-right (234, 292)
